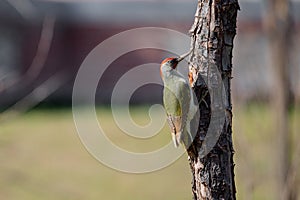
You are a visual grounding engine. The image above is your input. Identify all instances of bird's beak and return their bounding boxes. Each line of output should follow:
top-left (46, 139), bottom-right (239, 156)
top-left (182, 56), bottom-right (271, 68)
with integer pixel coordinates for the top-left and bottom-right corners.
top-left (177, 49), bottom-right (193, 62)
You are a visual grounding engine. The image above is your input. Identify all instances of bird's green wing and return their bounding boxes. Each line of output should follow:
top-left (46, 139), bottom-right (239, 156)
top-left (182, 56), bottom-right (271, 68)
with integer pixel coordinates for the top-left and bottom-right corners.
top-left (163, 78), bottom-right (191, 147)
top-left (163, 85), bottom-right (181, 116)
top-left (163, 78), bottom-right (191, 116)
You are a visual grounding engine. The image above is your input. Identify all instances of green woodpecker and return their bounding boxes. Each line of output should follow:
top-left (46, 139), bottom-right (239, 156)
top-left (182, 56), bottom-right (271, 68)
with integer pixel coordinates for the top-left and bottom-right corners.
top-left (160, 53), bottom-right (198, 148)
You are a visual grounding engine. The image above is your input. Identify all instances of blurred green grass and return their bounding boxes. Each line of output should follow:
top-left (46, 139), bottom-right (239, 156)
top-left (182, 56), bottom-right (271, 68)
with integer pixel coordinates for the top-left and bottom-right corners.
top-left (0, 105), bottom-right (299, 200)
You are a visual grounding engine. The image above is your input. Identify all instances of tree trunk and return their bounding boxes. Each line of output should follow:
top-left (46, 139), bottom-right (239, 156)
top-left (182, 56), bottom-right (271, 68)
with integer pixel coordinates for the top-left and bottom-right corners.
top-left (186, 0), bottom-right (239, 199)
top-left (265, 0), bottom-right (293, 199)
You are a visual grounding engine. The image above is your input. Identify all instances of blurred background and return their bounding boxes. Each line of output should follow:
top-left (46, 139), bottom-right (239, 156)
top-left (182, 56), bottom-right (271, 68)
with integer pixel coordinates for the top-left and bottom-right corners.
top-left (0, 0), bottom-right (300, 199)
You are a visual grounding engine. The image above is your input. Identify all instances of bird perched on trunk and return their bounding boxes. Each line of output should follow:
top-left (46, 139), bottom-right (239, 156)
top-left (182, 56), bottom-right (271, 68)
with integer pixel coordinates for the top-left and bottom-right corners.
top-left (160, 52), bottom-right (199, 148)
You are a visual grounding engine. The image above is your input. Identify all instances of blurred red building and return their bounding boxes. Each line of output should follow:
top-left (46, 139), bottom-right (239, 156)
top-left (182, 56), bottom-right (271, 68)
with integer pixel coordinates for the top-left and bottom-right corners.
top-left (1, 0), bottom-right (300, 109)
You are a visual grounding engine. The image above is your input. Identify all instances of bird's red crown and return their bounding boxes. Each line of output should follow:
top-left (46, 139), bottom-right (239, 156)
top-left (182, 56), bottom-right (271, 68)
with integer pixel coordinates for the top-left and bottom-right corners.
top-left (161, 57), bottom-right (178, 69)
top-left (161, 57), bottom-right (175, 65)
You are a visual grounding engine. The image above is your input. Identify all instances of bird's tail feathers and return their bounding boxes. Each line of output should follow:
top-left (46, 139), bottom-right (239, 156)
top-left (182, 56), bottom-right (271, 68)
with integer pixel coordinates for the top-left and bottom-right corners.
top-left (171, 132), bottom-right (181, 148)
top-left (172, 129), bottom-right (195, 148)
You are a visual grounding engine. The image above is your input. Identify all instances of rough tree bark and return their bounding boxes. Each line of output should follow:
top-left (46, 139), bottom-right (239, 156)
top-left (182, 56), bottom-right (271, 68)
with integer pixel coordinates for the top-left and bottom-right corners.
top-left (265, 0), bottom-right (293, 199)
top-left (186, 0), bottom-right (239, 199)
